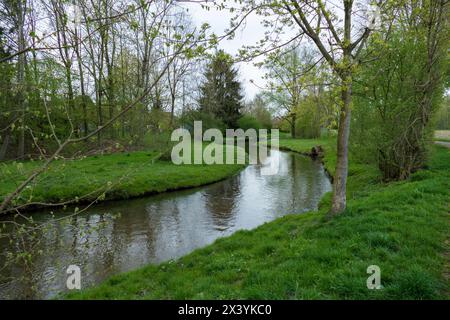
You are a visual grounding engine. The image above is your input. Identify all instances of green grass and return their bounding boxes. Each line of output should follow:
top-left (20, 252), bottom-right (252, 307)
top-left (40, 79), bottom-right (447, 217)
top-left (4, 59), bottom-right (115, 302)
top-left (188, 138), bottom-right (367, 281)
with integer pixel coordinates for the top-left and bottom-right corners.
top-left (0, 146), bottom-right (244, 209)
top-left (278, 137), bottom-right (336, 173)
top-left (278, 137), bottom-right (380, 201)
top-left (65, 138), bottom-right (450, 300)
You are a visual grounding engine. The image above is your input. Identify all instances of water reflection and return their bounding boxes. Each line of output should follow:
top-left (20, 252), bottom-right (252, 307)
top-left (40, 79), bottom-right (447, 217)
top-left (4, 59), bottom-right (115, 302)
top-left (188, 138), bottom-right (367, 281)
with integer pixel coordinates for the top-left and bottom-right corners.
top-left (0, 150), bottom-right (331, 299)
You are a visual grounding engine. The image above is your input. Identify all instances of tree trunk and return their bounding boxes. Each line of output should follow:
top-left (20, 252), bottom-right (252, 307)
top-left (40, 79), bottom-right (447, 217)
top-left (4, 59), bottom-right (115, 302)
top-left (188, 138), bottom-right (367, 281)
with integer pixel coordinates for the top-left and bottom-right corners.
top-left (169, 88), bottom-right (176, 128)
top-left (290, 113), bottom-right (296, 138)
top-left (330, 80), bottom-right (352, 215)
top-left (0, 131), bottom-right (11, 160)
top-left (329, 0), bottom-right (353, 216)
top-left (97, 80), bottom-right (103, 143)
top-left (104, 7), bottom-right (116, 139)
top-left (17, 0), bottom-right (26, 159)
top-left (53, 0), bottom-right (75, 135)
top-left (75, 41), bottom-right (88, 136)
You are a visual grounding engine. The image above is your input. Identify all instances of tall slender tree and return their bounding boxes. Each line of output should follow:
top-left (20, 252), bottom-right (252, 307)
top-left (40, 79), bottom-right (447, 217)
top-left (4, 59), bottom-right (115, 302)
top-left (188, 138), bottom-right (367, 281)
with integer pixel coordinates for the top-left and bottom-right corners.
top-left (199, 50), bottom-right (244, 128)
top-left (225, 0), bottom-right (382, 214)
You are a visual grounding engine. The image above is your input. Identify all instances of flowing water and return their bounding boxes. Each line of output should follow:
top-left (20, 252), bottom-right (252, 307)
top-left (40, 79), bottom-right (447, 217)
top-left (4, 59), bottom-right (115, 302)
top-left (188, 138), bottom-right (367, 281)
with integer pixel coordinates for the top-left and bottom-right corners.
top-left (0, 150), bottom-right (331, 299)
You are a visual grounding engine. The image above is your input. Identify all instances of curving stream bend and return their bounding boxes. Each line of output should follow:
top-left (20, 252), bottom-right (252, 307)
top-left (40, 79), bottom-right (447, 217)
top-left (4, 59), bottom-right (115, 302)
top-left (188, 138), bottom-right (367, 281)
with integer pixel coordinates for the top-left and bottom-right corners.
top-left (0, 149), bottom-right (331, 299)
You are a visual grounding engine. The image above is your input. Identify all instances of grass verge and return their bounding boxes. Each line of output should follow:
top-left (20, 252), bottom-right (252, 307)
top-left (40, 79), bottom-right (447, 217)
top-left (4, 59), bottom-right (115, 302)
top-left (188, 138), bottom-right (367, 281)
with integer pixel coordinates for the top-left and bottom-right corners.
top-left (66, 138), bottom-right (450, 299)
top-left (0, 147), bottom-right (244, 211)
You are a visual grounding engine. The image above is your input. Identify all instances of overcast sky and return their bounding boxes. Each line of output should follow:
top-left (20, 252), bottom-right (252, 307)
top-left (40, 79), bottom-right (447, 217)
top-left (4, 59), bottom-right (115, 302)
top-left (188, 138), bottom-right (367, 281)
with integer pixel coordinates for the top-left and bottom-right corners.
top-left (180, 1), bottom-right (378, 101)
top-left (181, 3), bottom-right (292, 101)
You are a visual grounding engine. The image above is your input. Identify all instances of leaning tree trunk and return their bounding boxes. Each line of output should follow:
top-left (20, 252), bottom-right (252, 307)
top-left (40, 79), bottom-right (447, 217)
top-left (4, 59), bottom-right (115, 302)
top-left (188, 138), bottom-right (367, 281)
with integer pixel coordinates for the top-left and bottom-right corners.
top-left (330, 78), bottom-right (352, 215)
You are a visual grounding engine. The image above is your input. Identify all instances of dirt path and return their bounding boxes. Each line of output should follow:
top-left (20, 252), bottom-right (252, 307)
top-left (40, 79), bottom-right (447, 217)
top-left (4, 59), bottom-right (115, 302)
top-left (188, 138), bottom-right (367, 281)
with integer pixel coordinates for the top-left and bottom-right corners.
top-left (435, 141), bottom-right (450, 149)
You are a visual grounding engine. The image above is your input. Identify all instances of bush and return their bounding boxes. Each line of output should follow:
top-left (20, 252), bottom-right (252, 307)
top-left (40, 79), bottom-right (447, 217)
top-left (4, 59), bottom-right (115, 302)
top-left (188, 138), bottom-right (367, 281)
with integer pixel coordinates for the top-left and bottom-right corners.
top-left (179, 110), bottom-right (226, 133)
top-left (237, 115), bottom-right (262, 131)
top-left (351, 26), bottom-right (447, 181)
top-left (295, 96), bottom-right (322, 139)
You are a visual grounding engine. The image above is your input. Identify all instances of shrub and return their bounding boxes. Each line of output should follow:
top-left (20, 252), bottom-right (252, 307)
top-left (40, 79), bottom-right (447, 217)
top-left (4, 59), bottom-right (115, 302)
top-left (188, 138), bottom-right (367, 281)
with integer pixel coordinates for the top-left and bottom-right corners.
top-left (237, 115), bottom-right (262, 131)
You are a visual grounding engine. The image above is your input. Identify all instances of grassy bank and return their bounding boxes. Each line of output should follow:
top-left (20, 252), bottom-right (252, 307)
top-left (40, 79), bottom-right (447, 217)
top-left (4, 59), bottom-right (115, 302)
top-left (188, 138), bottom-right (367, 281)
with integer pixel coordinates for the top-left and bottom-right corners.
top-left (66, 138), bottom-right (449, 299)
top-left (0, 148), bottom-right (244, 210)
top-left (279, 137), bottom-right (380, 200)
top-left (278, 137), bottom-right (336, 172)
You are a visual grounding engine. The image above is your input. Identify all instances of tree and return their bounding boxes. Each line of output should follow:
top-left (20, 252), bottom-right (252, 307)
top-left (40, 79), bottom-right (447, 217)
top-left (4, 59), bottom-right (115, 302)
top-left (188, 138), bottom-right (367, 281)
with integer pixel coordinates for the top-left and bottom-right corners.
top-left (0, 26), bottom-right (14, 160)
top-left (163, 9), bottom-right (198, 127)
top-left (262, 45), bottom-right (335, 138)
top-left (262, 46), bottom-right (314, 137)
top-left (199, 50), bottom-right (244, 128)
top-left (224, 0), bottom-right (381, 214)
top-left (282, 1), bottom-right (378, 214)
top-left (352, 0), bottom-right (448, 181)
top-left (1, 0), bottom-right (29, 158)
top-left (245, 93), bottom-right (273, 129)
top-left (0, 0), bottom-right (210, 213)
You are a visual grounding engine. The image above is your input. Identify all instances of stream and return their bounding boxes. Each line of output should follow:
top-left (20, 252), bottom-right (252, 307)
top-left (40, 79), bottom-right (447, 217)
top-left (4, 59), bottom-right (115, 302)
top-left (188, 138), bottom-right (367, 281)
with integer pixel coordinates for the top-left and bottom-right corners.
top-left (0, 150), bottom-right (331, 299)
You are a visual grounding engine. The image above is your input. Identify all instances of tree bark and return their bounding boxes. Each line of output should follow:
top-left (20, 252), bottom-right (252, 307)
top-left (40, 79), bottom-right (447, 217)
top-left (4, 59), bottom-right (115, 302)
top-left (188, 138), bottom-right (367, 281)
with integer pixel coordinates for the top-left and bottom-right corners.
top-left (75, 34), bottom-right (88, 136)
top-left (290, 113), bottom-right (296, 138)
top-left (328, 0), bottom-right (354, 215)
top-left (53, 0), bottom-right (75, 133)
top-left (17, 0), bottom-right (26, 159)
top-left (0, 131), bottom-right (11, 160)
top-left (330, 79), bottom-right (352, 215)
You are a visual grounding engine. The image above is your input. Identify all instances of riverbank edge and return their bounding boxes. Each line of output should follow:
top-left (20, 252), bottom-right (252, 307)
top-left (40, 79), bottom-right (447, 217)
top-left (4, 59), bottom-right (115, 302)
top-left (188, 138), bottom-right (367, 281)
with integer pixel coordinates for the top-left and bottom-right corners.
top-left (65, 139), bottom-right (450, 299)
top-left (267, 137), bottom-right (336, 183)
top-left (1, 141), bottom-right (324, 215)
top-left (276, 144), bottom-right (334, 183)
top-left (0, 155), bottom-right (246, 215)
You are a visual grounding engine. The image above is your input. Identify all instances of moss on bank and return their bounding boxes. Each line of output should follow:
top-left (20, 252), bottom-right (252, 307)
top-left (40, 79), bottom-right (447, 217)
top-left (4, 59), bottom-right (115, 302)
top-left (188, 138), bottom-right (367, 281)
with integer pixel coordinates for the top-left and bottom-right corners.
top-left (66, 139), bottom-right (450, 299)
